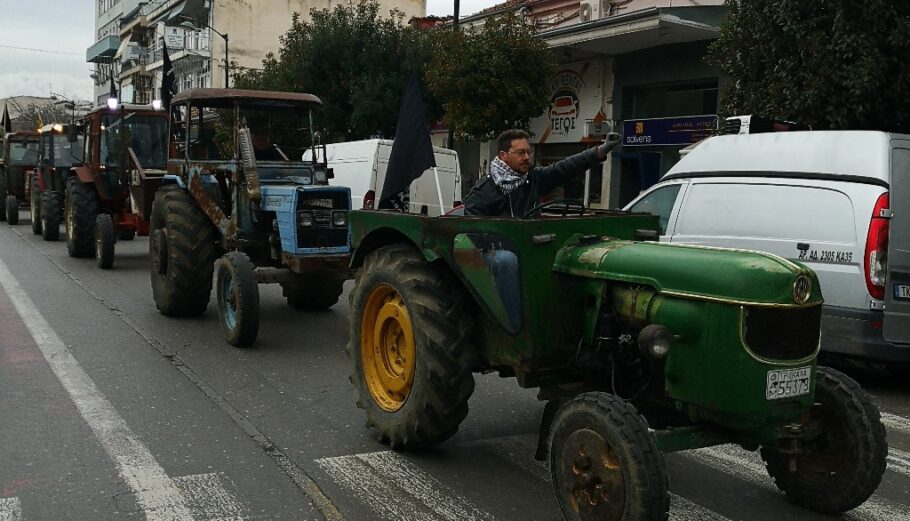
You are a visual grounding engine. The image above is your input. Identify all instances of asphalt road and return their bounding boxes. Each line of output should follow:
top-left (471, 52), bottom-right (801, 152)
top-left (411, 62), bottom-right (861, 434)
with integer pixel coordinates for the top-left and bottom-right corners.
top-left (1, 208), bottom-right (909, 521)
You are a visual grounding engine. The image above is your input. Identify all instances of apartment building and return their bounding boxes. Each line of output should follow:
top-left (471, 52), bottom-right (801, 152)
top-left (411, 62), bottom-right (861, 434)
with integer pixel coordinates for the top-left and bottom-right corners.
top-left (86, 1), bottom-right (425, 106)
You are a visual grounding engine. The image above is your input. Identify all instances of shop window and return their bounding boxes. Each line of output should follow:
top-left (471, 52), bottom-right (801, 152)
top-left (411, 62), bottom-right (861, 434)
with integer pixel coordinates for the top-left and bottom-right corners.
top-left (628, 80), bottom-right (718, 119)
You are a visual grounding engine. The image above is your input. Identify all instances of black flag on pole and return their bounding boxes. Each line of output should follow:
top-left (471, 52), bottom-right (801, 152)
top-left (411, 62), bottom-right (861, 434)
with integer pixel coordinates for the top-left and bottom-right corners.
top-left (160, 39), bottom-right (176, 109)
top-left (109, 74), bottom-right (118, 103)
top-left (1, 104), bottom-right (11, 133)
top-left (379, 74), bottom-right (436, 209)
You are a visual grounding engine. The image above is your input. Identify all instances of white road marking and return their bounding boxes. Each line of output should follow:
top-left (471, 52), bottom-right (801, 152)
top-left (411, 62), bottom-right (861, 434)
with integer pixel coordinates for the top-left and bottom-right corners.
top-left (881, 412), bottom-right (910, 435)
top-left (317, 451), bottom-right (496, 521)
top-left (174, 473), bottom-right (246, 521)
top-left (886, 446), bottom-right (910, 479)
top-left (476, 434), bottom-right (732, 521)
top-left (685, 444), bottom-right (910, 521)
top-left (0, 498), bottom-right (22, 521)
top-left (0, 260), bottom-right (194, 521)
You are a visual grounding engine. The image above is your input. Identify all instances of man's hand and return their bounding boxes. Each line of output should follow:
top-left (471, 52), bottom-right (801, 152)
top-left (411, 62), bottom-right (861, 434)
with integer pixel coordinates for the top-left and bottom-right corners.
top-left (597, 132), bottom-right (622, 160)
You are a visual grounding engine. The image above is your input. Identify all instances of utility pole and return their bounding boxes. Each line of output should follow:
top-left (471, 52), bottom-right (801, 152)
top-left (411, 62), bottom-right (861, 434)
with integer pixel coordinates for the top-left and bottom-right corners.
top-left (447, 1), bottom-right (460, 150)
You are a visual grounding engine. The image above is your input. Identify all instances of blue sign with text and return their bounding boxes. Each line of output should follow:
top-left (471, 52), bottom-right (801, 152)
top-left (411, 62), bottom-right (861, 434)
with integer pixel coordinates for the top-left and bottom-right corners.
top-left (623, 115), bottom-right (717, 146)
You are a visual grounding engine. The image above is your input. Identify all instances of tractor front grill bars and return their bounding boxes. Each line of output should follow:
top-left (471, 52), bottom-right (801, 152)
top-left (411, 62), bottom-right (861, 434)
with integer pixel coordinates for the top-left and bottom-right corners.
top-left (742, 305), bottom-right (822, 361)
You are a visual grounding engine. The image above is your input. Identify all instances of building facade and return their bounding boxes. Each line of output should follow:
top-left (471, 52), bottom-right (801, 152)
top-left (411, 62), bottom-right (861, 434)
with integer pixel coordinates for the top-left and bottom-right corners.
top-left (447, 0), bottom-right (725, 209)
top-left (86, 1), bottom-right (425, 107)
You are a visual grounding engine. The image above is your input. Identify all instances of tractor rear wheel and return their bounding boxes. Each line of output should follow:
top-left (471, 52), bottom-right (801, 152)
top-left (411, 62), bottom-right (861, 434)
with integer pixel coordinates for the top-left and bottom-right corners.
top-left (29, 177), bottom-right (42, 235)
top-left (761, 366), bottom-right (887, 513)
top-left (149, 185), bottom-right (219, 317)
top-left (282, 276), bottom-right (344, 310)
top-left (41, 191), bottom-right (60, 241)
top-left (215, 251), bottom-right (260, 347)
top-left (549, 392), bottom-right (669, 521)
top-left (65, 177), bottom-right (98, 258)
top-left (0, 170), bottom-right (6, 222)
top-left (347, 243), bottom-right (475, 449)
top-left (95, 214), bottom-right (115, 270)
top-left (5, 195), bottom-right (17, 225)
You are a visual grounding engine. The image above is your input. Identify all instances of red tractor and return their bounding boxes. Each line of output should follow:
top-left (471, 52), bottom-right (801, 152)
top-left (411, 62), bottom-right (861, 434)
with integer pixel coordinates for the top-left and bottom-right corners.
top-left (59, 103), bottom-right (169, 268)
top-left (30, 123), bottom-right (83, 238)
top-left (1, 130), bottom-right (39, 225)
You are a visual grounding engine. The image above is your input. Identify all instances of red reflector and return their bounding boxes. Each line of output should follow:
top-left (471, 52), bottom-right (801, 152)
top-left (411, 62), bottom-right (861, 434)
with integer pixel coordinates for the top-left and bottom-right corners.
top-left (871, 320), bottom-right (883, 330)
top-left (363, 190), bottom-right (375, 209)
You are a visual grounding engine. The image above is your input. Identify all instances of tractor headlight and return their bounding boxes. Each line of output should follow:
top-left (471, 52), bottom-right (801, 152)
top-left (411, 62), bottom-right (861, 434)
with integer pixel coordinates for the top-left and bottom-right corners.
top-left (298, 211), bottom-right (314, 228)
top-left (332, 211), bottom-right (347, 227)
top-left (637, 324), bottom-right (673, 360)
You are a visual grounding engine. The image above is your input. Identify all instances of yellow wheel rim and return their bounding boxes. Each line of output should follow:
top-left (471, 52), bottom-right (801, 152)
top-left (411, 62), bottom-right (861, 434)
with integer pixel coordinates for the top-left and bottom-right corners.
top-left (360, 283), bottom-right (416, 412)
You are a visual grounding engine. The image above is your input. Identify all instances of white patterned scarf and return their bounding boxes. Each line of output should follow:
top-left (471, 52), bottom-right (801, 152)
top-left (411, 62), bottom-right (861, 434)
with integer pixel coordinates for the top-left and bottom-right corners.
top-left (489, 157), bottom-right (526, 195)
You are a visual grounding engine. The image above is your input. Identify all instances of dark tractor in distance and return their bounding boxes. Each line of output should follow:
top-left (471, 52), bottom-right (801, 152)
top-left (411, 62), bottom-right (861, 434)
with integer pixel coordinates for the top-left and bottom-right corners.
top-left (60, 103), bottom-right (169, 269)
top-left (1, 130), bottom-right (39, 225)
top-left (151, 88), bottom-right (351, 346)
top-left (346, 208), bottom-right (887, 521)
top-left (30, 123), bottom-right (84, 239)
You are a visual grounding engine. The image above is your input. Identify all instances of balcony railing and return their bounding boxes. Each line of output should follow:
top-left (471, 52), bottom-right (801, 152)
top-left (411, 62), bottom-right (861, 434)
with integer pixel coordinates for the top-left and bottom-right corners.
top-left (86, 35), bottom-right (119, 63)
top-left (146, 32), bottom-right (211, 66)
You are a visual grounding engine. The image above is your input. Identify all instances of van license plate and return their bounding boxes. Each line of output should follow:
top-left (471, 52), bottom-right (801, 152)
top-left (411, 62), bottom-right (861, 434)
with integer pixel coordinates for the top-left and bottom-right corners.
top-left (895, 284), bottom-right (910, 300)
top-left (766, 367), bottom-right (812, 400)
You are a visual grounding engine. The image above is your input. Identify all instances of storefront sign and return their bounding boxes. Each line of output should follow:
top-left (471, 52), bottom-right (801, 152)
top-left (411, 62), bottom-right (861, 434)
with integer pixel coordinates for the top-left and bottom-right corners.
top-left (529, 62), bottom-right (603, 144)
top-left (622, 115), bottom-right (717, 146)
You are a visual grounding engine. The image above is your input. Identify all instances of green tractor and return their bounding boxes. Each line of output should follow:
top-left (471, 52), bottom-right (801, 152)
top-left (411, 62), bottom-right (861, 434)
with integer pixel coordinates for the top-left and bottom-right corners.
top-left (346, 208), bottom-right (887, 520)
top-left (1, 130), bottom-right (39, 225)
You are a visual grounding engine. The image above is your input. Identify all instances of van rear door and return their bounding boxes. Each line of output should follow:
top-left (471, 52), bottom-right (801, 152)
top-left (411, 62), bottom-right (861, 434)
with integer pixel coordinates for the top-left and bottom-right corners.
top-left (884, 145), bottom-right (910, 345)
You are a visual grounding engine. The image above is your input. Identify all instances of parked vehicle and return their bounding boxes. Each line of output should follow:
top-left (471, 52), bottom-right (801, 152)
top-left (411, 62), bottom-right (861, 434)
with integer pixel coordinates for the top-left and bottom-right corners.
top-left (624, 130), bottom-right (909, 366)
top-left (305, 138), bottom-right (461, 215)
top-left (151, 88), bottom-right (351, 346)
top-left (29, 123), bottom-right (84, 238)
top-left (346, 206), bottom-right (886, 520)
top-left (0, 130), bottom-right (39, 225)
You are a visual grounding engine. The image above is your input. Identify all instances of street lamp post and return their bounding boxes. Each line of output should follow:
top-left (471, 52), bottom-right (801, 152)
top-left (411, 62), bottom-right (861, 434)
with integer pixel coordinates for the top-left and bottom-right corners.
top-left (50, 92), bottom-right (76, 124)
top-left (181, 20), bottom-right (229, 88)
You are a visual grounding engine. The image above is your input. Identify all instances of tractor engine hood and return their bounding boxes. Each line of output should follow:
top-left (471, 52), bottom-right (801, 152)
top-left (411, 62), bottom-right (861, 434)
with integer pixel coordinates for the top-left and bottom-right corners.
top-left (553, 237), bottom-right (822, 307)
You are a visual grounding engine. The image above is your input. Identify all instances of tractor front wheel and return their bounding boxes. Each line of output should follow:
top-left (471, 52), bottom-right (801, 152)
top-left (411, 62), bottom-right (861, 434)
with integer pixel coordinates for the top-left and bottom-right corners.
top-left (0, 170), bottom-right (6, 222)
top-left (29, 177), bottom-right (42, 235)
top-left (282, 276), bottom-right (344, 310)
top-left (41, 191), bottom-right (60, 241)
top-left (65, 177), bottom-right (98, 258)
top-left (215, 252), bottom-right (260, 347)
top-left (149, 185), bottom-right (219, 317)
top-left (549, 392), bottom-right (669, 521)
top-left (5, 195), bottom-right (18, 225)
top-left (347, 243), bottom-right (475, 449)
top-left (95, 214), bottom-right (115, 270)
top-left (761, 366), bottom-right (887, 513)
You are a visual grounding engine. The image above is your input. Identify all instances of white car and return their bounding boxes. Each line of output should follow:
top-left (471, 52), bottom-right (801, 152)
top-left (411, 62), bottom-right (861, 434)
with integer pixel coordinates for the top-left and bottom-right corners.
top-left (624, 130), bottom-right (909, 366)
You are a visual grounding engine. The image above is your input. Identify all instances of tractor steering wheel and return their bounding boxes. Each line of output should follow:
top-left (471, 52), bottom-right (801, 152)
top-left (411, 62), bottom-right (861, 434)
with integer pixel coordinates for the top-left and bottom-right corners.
top-left (522, 198), bottom-right (586, 219)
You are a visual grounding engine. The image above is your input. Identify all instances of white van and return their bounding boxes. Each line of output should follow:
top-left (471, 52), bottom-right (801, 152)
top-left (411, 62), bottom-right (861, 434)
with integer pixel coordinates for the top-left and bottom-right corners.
top-left (308, 139), bottom-right (461, 216)
top-left (624, 130), bottom-right (909, 365)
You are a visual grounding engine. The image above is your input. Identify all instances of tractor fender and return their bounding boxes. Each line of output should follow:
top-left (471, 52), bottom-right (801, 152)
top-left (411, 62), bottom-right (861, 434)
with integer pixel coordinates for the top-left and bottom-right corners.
top-left (161, 174), bottom-right (187, 189)
top-left (350, 227), bottom-right (420, 269)
top-left (71, 165), bottom-right (94, 184)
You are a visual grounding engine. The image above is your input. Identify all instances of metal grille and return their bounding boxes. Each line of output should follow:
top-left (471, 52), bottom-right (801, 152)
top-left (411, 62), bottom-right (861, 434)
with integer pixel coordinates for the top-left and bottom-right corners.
top-left (743, 305), bottom-right (821, 360)
top-left (296, 191), bottom-right (349, 249)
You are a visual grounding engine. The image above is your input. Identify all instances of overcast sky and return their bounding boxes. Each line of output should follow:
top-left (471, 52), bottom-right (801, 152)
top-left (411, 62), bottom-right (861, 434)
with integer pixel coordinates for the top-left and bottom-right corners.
top-left (0, 0), bottom-right (498, 102)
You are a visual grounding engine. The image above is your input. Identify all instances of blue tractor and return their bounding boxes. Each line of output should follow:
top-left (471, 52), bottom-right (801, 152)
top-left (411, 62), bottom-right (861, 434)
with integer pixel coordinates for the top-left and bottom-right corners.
top-left (150, 88), bottom-right (351, 346)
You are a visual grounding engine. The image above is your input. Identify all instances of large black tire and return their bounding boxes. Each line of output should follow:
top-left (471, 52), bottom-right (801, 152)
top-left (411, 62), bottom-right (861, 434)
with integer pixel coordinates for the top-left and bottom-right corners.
top-left (41, 191), bottom-right (61, 241)
top-left (347, 243), bottom-right (475, 449)
top-left (760, 366), bottom-right (887, 513)
top-left (149, 185), bottom-right (219, 317)
top-left (549, 392), bottom-right (669, 521)
top-left (5, 194), bottom-right (17, 225)
top-left (282, 276), bottom-right (344, 310)
top-left (118, 229), bottom-right (136, 241)
top-left (215, 252), bottom-right (260, 347)
top-left (29, 177), bottom-right (42, 235)
top-left (95, 214), bottom-right (115, 270)
top-left (65, 177), bottom-right (98, 258)
top-left (0, 170), bottom-right (6, 222)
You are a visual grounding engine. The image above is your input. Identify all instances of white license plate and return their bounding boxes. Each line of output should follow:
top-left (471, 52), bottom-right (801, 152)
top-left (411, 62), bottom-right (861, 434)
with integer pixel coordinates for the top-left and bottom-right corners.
top-left (766, 367), bottom-right (812, 400)
top-left (895, 284), bottom-right (910, 300)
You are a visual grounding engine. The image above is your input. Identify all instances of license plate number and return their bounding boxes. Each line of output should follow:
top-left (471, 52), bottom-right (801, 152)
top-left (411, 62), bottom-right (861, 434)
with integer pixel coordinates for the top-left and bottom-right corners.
top-left (895, 284), bottom-right (910, 300)
top-left (766, 367), bottom-right (812, 400)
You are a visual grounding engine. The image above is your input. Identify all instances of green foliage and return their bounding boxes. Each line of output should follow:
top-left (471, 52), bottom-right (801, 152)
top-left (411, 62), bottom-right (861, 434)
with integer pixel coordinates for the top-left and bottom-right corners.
top-left (708, 0), bottom-right (910, 131)
top-left (233, 1), bottom-right (433, 141)
top-left (426, 13), bottom-right (556, 141)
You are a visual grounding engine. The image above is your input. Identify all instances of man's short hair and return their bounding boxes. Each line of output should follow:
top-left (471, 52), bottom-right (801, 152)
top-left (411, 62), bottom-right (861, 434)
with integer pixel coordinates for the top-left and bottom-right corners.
top-left (497, 129), bottom-right (530, 153)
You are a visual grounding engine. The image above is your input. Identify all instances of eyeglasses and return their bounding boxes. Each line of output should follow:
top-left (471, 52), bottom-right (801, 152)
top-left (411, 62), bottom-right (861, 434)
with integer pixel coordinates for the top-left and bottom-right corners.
top-left (509, 148), bottom-right (532, 158)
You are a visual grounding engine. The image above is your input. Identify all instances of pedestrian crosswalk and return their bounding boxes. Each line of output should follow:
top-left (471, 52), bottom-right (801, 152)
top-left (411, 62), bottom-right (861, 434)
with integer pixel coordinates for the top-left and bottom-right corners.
top-left (316, 418), bottom-right (910, 521)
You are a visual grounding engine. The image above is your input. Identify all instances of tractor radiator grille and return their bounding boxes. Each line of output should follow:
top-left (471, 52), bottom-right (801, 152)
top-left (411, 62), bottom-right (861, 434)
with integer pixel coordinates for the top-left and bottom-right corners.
top-left (743, 305), bottom-right (821, 360)
top-left (296, 191), bottom-right (349, 249)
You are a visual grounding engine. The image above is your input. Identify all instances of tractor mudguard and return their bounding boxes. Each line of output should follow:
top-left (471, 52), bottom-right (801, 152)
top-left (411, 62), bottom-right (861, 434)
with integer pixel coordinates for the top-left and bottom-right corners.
top-left (452, 233), bottom-right (522, 334)
top-left (72, 165), bottom-right (94, 184)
